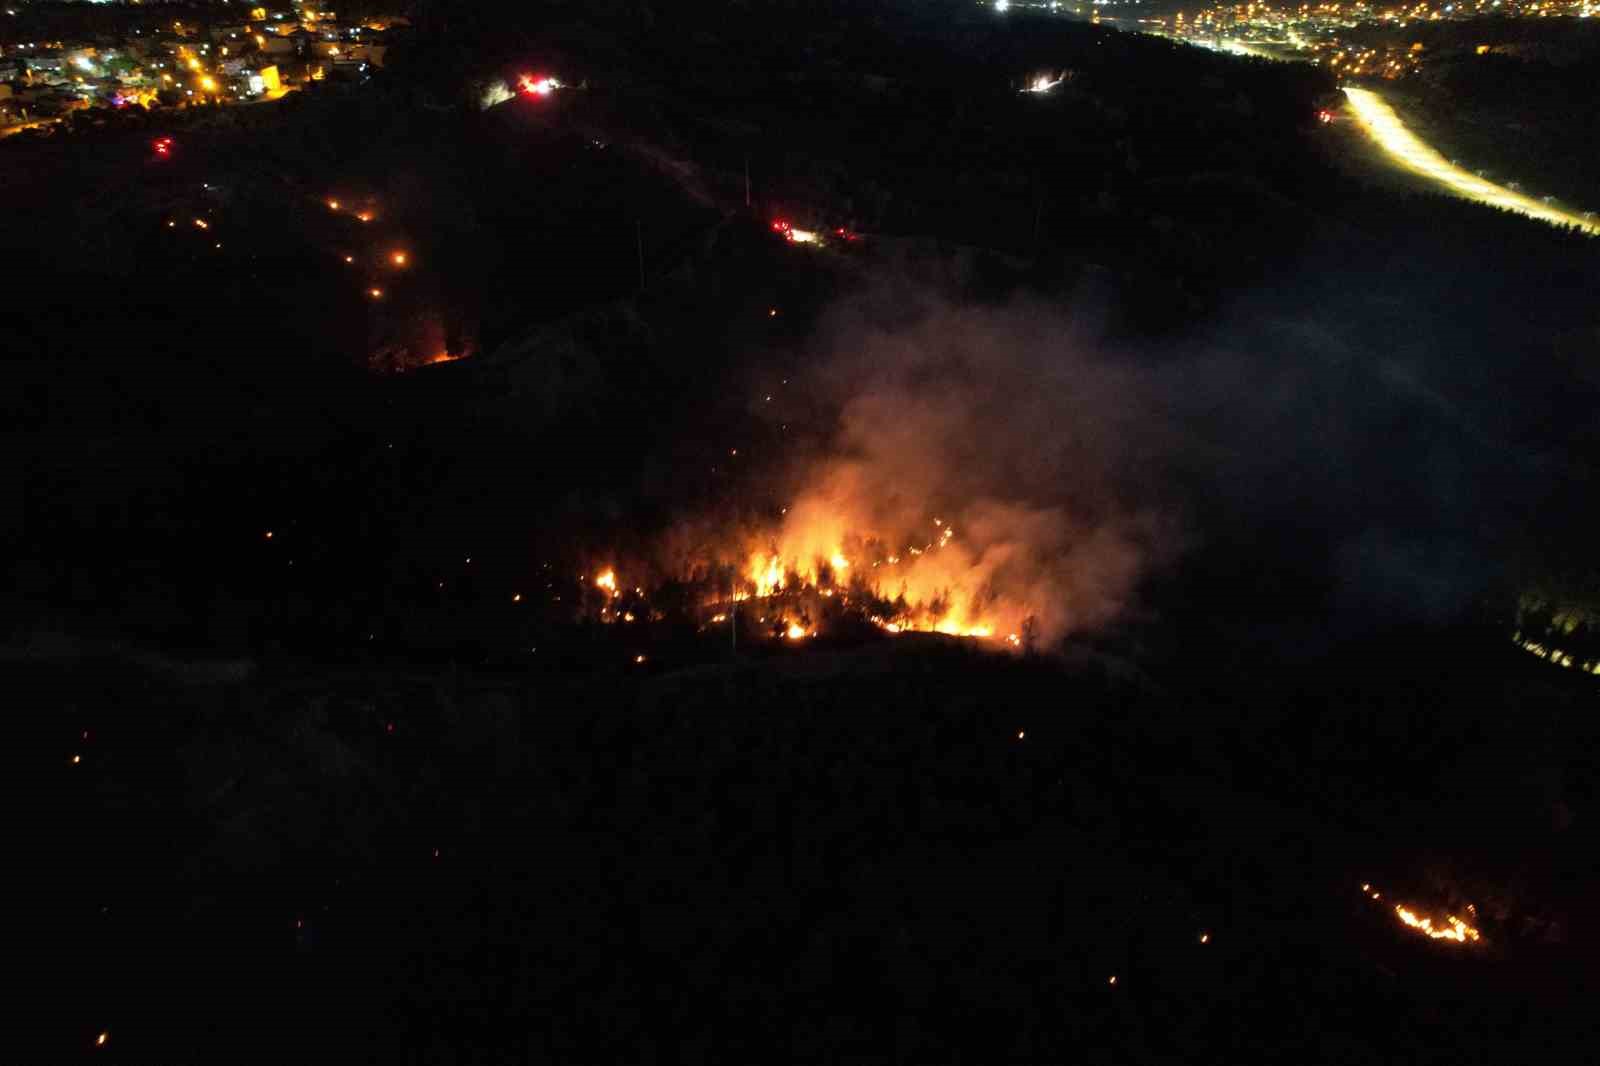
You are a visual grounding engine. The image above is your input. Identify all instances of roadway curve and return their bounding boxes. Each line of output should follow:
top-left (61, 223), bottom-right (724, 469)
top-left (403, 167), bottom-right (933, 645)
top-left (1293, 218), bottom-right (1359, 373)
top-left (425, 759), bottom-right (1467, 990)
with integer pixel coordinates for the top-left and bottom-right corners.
top-left (1342, 86), bottom-right (1598, 235)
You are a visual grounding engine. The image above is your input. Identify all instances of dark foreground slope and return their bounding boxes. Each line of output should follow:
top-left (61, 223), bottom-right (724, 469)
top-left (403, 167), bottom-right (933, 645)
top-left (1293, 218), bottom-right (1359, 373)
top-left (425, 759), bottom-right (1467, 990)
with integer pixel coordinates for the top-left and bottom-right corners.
top-left (23, 628), bottom-right (1600, 1063)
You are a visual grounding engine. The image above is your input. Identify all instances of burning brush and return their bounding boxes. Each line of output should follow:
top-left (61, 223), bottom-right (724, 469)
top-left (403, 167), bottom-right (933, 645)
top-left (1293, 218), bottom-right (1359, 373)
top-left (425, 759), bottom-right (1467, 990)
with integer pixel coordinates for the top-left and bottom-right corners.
top-left (1361, 883), bottom-right (1484, 946)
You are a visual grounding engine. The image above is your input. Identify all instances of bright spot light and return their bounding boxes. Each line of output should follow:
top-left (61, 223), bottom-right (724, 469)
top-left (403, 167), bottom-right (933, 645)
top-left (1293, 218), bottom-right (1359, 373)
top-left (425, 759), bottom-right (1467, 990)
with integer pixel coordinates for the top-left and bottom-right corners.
top-left (96, 1032), bottom-right (108, 1047)
top-left (518, 74), bottom-right (560, 97)
top-left (356, 212), bottom-right (372, 223)
top-left (390, 251), bottom-right (407, 266)
top-left (595, 570), bottom-right (618, 593)
top-left (71, 754), bottom-right (81, 765)
top-left (1107, 975), bottom-right (1117, 985)
top-left (367, 287), bottom-right (383, 299)
top-left (327, 199), bottom-right (340, 210)
top-left (786, 623), bottom-right (808, 640)
top-left (1199, 932), bottom-right (1210, 944)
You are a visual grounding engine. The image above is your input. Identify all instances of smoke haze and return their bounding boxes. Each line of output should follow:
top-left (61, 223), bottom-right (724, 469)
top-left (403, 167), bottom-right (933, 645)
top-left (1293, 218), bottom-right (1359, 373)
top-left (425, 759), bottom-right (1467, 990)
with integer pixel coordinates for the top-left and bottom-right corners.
top-left (670, 265), bottom-right (1593, 652)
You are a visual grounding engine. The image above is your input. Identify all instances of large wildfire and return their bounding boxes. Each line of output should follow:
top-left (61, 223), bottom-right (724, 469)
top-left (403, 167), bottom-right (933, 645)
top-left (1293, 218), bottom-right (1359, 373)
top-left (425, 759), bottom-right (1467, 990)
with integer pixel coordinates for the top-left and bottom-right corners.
top-left (737, 514), bottom-right (1018, 641)
top-left (620, 301), bottom-right (1167, 650)
top-left (693, 478), bottom-right (1109, 647)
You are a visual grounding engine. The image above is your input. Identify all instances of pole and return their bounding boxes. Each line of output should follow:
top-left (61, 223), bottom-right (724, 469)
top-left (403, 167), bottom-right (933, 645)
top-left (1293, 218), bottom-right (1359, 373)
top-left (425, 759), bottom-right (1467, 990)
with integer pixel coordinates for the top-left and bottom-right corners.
top-left (744, 154), bottom-right (751, 209)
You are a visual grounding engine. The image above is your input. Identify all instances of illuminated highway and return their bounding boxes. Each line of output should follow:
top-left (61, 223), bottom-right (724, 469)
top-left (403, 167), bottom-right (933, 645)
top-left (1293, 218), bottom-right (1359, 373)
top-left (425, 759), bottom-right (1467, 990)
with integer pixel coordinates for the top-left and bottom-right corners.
top-left (1342, 86), bottom-right (1598, 235)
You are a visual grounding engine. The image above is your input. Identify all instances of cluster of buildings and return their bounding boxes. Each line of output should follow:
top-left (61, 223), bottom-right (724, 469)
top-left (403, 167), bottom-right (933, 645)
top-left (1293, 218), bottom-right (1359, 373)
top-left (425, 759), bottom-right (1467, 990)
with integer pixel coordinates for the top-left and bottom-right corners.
top-left (0, 5), bottom-right (405, 131)
top-left (1131, 0), bottom-right (1598, 77)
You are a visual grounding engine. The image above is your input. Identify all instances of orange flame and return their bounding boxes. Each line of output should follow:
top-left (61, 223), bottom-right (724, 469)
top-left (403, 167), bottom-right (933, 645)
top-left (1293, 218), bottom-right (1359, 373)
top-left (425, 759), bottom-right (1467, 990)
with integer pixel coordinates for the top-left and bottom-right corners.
top-left (1394, 905), bottom-right (1482, 944)
top-left (726, 507), bottom-right (1028, 643)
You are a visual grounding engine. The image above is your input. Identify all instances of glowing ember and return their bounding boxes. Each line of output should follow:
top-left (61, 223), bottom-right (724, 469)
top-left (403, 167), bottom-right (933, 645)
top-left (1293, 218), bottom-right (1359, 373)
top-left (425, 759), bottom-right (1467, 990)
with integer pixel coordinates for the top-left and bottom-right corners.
top-left (595, 570), bottom-right (618, 594)
top-left (785, 623), bottom-right (808, 640)
top-left (1394, 905), bottom-right (1482, 944)
top-left (96, 1032), bottom-right (108, 1047)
